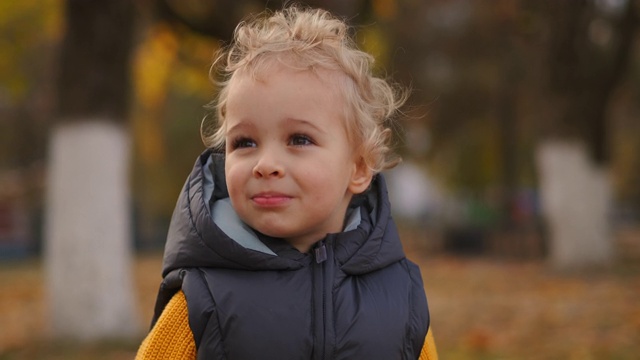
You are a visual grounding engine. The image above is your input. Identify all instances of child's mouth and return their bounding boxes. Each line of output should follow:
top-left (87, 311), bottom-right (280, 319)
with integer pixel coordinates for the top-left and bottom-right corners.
top-left (251, 192), bottom-right (292, 207)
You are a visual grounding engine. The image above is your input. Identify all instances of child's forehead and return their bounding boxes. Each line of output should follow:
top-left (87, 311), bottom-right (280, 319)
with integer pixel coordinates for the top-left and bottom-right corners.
top-left (224, 57), bottom-right (359, 136)
top-left (225, 67), bottom-right (360, 133)
top-left (226, 65), bottom-right (351, 111)
top-left (227, 65), bottom-right (348, 112)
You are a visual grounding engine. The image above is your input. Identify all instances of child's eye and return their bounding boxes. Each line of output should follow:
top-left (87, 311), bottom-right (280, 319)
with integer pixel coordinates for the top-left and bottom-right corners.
top-left (289, 134), bottom-right (314, 146)
top-left (231, 137), bottom-right (257, 149)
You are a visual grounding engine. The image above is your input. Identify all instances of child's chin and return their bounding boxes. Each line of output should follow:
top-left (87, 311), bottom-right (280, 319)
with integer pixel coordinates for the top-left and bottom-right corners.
top-left (259, 228), bottom-right (291, 240)
top-left (257, 228), bottom-right (299, 244)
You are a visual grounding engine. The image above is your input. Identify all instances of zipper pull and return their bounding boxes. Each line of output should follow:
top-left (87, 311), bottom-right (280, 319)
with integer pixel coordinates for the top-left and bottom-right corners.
top-left (314, 243), bottom-right (327, 264)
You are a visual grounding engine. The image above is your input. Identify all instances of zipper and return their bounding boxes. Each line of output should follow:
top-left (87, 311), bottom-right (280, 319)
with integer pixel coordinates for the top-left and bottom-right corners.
top-left (312, 239), bottom-right (328, 359)
top-left (315, 241), bottom-right (328, 263)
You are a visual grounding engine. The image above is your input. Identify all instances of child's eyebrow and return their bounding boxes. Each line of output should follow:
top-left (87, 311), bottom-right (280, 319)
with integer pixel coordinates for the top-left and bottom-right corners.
top-left (284, 118), bottom-right (327, 134)
top-left (226, 121), bottom-right (256, 134)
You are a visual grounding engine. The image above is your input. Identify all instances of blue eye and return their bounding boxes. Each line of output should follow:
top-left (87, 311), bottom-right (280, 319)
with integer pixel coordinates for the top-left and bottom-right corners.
top-left (231, 137), bottom-right (256, 149)
top-left (289, 134), bottom-right (314, 146)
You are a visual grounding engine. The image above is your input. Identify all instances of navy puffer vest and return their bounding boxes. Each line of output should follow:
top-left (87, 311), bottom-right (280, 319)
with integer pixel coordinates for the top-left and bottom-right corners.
top-left (151, 150), bottom-right (430, 359)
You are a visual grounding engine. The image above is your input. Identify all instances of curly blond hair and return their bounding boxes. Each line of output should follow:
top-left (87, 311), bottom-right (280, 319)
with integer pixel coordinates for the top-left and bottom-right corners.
top-left (203, 5), bottom-right (406, 173)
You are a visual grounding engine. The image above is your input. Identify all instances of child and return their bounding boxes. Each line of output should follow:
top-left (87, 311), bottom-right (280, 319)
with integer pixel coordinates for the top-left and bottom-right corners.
top-left (137, 5), bottom-right (437, 360)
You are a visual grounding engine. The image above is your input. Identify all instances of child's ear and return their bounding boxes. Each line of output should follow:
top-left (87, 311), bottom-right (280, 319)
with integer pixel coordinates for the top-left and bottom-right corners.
top-left (348, 157), bottom-right (373, 195)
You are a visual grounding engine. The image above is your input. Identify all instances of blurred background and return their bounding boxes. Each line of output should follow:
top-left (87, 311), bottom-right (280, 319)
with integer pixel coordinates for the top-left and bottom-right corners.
top-left (0, 0), bottom-right (639, 359)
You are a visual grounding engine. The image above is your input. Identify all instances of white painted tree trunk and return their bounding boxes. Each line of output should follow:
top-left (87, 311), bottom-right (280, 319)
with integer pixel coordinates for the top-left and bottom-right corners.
top-left (535, 140), bottom-right (614, 270)
top-left (45, 120), bottom-right (139, 340)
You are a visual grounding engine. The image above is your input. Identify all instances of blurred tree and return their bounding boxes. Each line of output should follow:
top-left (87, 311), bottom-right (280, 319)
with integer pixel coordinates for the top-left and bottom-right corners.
top-left (154, 0), bottom-right (367, 40)
top-left (534, 0), bottom-right (638, 269)
top-left (386, 0), bottom-right (639, 262)
top-left (389, 0), bottom-right (527, 230)
top-left (131, 22), bottom-right (181, 248)
top-left (0, 1), bottom-right (60, 200)
top-left (155, 0), bottom-right (369, 41)
top-left (44, 0), bottom-right (139, 340)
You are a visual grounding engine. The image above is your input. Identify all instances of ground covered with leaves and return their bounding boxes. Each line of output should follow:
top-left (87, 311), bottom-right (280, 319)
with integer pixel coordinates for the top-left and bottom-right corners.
top-left (1, 238), bottom-right (639, 359)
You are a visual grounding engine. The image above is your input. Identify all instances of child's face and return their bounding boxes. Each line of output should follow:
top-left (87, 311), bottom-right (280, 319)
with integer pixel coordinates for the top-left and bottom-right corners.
top-left (223, 64), bottom-right (371, 253)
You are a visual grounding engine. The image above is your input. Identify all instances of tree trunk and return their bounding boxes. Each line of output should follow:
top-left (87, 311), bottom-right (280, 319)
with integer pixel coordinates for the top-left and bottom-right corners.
top-left (535, 0), bottom-right (637, 269)
top-left (45, 0), bottom-right (139, 339)
top-left (536, 140), bottom-right (613, 269)
top-left (45, 122), bottom-right (138, 339)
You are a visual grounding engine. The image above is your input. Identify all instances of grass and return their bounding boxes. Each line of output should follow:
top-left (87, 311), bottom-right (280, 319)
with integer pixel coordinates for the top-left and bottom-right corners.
top-left (1, 234), bottom-right (639, 359)
top-left (0, 255), bottom-right (161, 360)
top-left (420, 255), bottom-right (640, 359)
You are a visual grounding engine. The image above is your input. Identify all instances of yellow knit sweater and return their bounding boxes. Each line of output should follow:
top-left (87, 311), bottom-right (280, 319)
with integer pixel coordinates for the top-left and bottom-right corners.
top-left (136, 291), bottom-right (438, 359)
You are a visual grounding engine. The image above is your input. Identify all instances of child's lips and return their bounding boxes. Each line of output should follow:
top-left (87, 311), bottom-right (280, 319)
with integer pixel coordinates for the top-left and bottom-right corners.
top-left (251, 192), bottom-right (292, 207)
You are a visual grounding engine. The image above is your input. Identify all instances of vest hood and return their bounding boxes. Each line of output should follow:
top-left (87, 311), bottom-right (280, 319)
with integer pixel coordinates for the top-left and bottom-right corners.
top-left (161, 149), bottom-right (406, 277)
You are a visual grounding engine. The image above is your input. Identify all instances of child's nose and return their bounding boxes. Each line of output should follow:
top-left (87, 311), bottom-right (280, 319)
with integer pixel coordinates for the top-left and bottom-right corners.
top-left (252, 151), bottom-right (284, 178)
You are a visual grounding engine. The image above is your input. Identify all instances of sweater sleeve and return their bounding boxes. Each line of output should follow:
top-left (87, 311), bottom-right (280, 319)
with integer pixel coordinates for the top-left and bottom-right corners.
top-left (418, 327), bottom-right (438, 360)
top-left (135, 290), bottom-right (196, 360)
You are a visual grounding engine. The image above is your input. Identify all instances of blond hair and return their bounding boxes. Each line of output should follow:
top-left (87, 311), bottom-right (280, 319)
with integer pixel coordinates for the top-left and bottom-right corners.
top-left (203, 5), bottom-right (406, 173)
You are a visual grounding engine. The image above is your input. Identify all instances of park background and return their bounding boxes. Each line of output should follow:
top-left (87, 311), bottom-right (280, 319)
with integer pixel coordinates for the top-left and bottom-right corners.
top-left (1, 0), bottom-right (639, 359)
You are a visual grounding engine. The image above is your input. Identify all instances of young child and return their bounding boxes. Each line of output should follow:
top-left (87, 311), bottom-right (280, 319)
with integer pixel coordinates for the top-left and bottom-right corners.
top-left (137, 6), bottom-right (437, 360)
